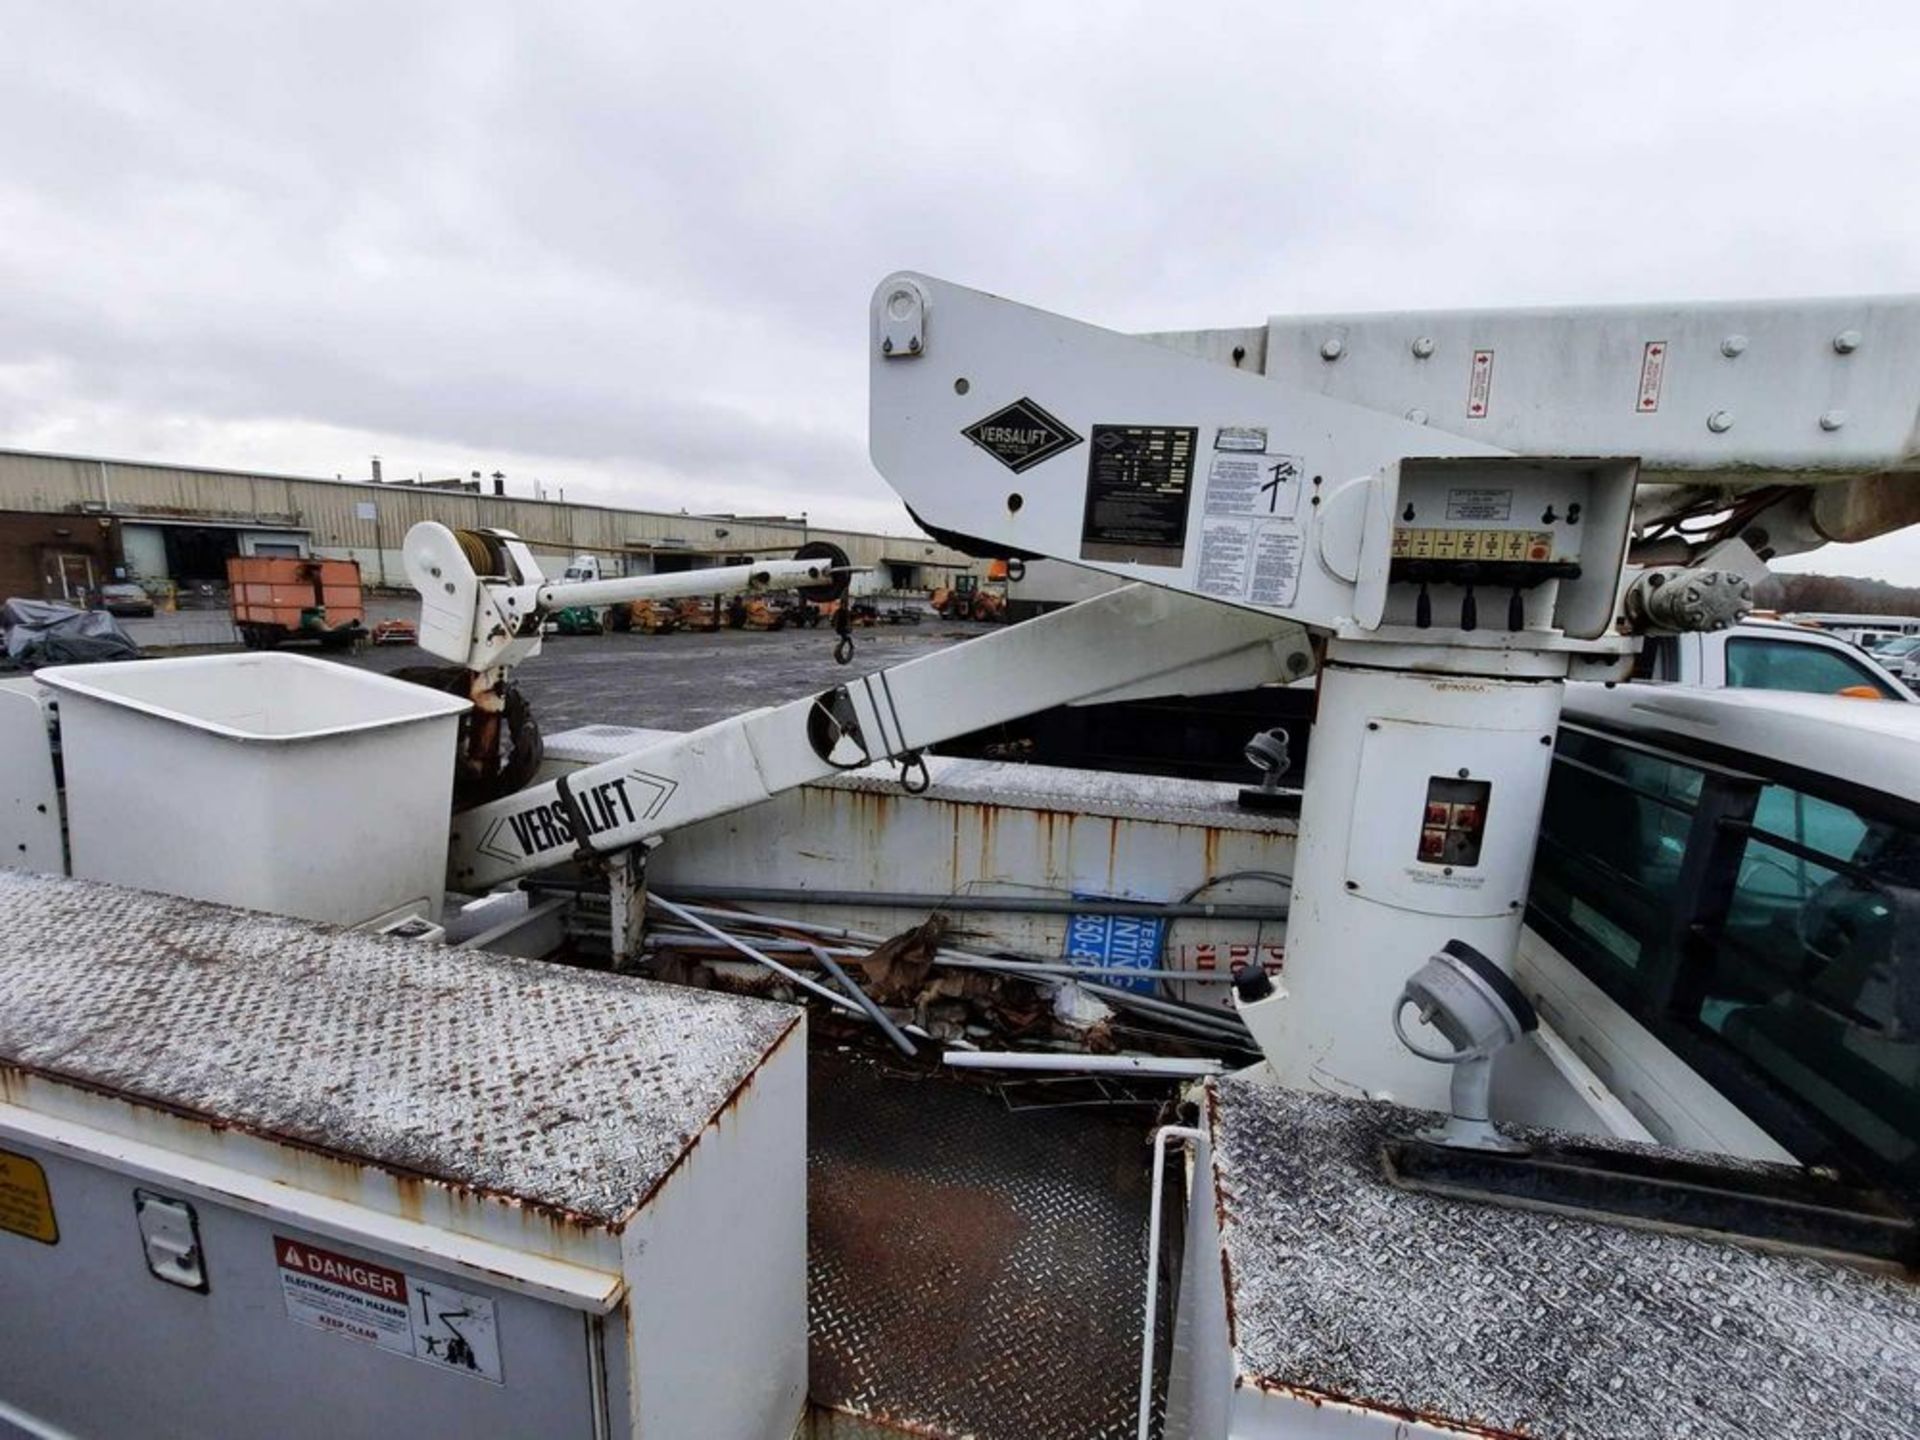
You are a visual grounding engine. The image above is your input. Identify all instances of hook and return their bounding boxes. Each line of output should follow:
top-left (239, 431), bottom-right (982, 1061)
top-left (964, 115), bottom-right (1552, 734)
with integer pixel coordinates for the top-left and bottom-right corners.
top-left (898, 751), bottom-right (931, 794)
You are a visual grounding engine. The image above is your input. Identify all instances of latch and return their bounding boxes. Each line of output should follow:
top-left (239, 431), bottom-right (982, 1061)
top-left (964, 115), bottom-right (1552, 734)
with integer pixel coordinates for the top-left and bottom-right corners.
top-left (134, 1189), bottom-right (208, 1292)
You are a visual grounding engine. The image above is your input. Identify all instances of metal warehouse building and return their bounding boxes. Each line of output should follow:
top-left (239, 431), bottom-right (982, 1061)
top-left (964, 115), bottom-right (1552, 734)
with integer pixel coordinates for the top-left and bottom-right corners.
top-left (0, 447), bottom-right (981, 606)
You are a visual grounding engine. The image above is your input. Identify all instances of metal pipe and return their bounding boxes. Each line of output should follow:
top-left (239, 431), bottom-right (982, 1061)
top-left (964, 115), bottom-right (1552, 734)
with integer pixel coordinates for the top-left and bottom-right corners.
top-left (810, 945), bottom-right (918, 1058)
top-left (645, 896), bottom-right (866, 1019)
top-left (898, 957), bottom-right (1226, 985)
top-left (1140, 1125), bottom-right (1206, 1440)
top-left (1080, 980), bottom-right (1255, 1034)
top-left (647, 935), bottom-right (1236, 984)
top-left (664, 903), bottom-right (1245, 983)
top-left (942, 1053), bottom-right (1224, 1077)
top-left (660, 885), bottom-right (1288, 923)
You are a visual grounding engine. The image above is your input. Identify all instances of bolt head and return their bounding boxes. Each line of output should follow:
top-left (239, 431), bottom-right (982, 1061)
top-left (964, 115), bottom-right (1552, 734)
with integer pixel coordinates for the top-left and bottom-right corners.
top-left (1819, 409), bottom-right (1848, 431)
top-left (1405, 407), bottom-right (1429, 425)
top-left (1720, 334), bottom-right (1748, 358)
top-left (1707, 410), bottom-right (1734, 434)
top-left (1319, 337), bottom-right (1344, 361)
top-left (1833, 329), bottom-right (1862, 355)
top-left (1411, 336), bottom-right (1435, 359)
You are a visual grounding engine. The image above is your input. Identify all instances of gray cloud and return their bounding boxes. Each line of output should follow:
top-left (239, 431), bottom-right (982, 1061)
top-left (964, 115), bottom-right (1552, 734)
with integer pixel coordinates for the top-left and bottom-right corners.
top-left (1, 2), bottom-right (1916, 571)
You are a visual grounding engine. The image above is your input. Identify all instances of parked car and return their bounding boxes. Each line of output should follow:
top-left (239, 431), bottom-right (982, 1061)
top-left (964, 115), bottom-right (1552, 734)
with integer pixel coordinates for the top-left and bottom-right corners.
top-left (1628, 617), bottom-right (1915, 700)
top-left (1866, 634), bottom-right (1920, 661)
top-left (95, 581), bottom-right (155, 618)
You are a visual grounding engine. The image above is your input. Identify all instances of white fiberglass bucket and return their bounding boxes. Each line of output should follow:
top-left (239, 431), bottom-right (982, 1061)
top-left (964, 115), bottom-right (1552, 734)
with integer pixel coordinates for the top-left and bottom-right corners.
top-left (37, 653), bottom-right (469, 926)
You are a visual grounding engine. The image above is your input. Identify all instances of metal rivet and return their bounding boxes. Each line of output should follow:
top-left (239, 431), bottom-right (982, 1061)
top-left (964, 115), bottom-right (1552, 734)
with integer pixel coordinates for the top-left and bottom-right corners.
top-left (881, 336), bottom-right (894, 355)
top-left (1720, 334), bottom-right (1747, 358)
top-left (1707, 410), bottom-right (1734, 433)
top-left (1833, 329), bottom-right (1861, 355)
top-left (1820, 410), bottom-right (1847, 431)
top-left (907, 336), bottom-right (921, 354)
top-left (1320, 338), bottom-right (1343, 361)
top-left (1405, 407), bottom-right (1429, 425)
top-left (1411, 336), bottom-right (1435, 359)
top-left (953, 377), bottom-right (969, 395)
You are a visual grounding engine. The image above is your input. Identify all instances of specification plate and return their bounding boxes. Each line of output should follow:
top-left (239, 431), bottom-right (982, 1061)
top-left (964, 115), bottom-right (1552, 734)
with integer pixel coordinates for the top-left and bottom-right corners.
top-left (1080, 424), bottom-right (1197, 566)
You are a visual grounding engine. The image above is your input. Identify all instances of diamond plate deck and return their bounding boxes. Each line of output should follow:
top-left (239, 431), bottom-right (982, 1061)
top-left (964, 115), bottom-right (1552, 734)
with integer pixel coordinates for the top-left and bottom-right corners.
top-left (1207, 1079), bottom-right (1920, 1440)
top-left (0, 870), bottom-right (798, 1227)
top-left (808, 1050), bottom-right (1170, 1439)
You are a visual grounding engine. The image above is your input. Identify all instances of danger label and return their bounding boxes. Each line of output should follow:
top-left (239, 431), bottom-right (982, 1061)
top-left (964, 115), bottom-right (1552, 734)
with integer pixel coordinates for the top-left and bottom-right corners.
top-left (1467, 349), bottom-right (1494, 418)
top-left (276, 1235), bottom-right (502, 1384)
top-left (1637, 340), bottom-right (1668, 412)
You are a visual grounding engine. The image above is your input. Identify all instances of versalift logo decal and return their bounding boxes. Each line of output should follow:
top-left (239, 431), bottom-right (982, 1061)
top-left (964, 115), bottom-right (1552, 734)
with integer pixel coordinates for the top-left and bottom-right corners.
top-left (961, 398), bottom-right (1083, 474)
top-left (477, 769), bottom-right (677, 863)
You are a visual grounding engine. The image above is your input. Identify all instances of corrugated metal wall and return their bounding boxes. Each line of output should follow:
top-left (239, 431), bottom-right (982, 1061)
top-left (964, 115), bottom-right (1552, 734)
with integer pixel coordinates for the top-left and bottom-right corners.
top-left (0, 448), bottom-right (981, 585)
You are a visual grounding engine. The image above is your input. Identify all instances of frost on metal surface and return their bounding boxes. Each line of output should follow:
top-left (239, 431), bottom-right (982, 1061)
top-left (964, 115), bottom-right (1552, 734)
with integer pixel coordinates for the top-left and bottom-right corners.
top-left (1206, 1079), bottom-right (1920, 1440)
top-left (0, 871), bottom-right (797, 1226)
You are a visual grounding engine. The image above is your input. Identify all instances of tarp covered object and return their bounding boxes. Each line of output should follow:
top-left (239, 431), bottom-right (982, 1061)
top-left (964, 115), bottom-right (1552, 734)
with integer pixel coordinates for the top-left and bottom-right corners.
top-left (1, 598), bottom-right (141, 669)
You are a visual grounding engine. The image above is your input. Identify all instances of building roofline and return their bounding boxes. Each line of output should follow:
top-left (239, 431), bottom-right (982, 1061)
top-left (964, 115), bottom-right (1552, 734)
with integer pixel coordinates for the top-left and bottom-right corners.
top-left (0, 444), bottom-right (938, 549)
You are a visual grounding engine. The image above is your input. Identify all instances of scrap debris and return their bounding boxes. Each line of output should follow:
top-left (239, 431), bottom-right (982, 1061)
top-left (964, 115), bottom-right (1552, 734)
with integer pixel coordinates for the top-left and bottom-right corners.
top-left (638, 896), bottom-right (1258, 1070)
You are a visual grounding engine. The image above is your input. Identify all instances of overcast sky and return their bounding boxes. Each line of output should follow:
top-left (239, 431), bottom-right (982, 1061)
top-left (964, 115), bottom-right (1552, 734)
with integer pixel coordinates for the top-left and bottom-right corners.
top-left (1, 3), bottom-right (1915, 572)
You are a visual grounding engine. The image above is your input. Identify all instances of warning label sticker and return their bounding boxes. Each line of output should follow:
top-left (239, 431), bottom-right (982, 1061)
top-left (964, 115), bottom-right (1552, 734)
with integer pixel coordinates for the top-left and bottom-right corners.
top-left (276, 1236), bottom-right (502, 1384)
top-left (1196, 519), bottom-right (1253, 599)
top-left (1205, 452), bottom-right (1302, 521)
top-left (1249, 525), bottom-right (1304, 608)
top-left (1445, 488), bottom-right (1513, 522)
top-left (0, 1148), bottom-right (57, 1245)
top-left (1467, 349), bottom-right (1494, 418)
top-left (1195, 519), bottom-right (1302, 608)
top-left (1637, 340), bottom-right (1668, 412)
top-left (1213, 425), bottom-right (1268, 453)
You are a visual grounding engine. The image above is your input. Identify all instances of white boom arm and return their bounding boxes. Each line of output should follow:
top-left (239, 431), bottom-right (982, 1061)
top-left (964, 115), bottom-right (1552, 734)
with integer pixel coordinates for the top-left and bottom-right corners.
top-left (446, 582), bottom-right (1312, 888)
top-left (404, 520), bottom-right (851, 673)
top-left (444, 273), bottom-right (1920, 1110)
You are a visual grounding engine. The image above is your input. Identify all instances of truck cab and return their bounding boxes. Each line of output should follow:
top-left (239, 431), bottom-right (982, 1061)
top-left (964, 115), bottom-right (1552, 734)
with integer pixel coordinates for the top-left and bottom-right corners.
top-left (1632, 616), bottom-right (1915, 700)
top-left (1519, 683), bottom-right (1920, 1191)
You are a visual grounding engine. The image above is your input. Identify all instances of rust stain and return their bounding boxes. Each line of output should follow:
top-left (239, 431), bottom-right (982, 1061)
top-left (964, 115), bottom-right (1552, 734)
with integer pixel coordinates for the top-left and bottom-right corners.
top-left (4, 1007), bottom-right (799, 1240)
top-left (2, 1059), bottom-right (617, 1235)
top-left (628, 1012), bottom-right (802, 1218)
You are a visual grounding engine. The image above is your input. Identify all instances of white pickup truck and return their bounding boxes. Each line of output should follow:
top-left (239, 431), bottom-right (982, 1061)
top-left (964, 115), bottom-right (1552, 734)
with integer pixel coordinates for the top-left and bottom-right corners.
top-left (1630, 616), bottom-right (1916, 701)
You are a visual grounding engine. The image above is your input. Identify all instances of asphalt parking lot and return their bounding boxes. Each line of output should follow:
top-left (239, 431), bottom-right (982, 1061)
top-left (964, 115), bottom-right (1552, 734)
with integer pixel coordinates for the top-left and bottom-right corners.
top-left (338, 618), bottom-right (997, 733)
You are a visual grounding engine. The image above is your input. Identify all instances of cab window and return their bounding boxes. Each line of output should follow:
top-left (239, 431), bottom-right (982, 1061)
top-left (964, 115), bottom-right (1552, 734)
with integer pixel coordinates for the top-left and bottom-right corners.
top-left (1694, 787), bottom-right (1918, 1185)
top-left (1529, 729), bottom-right (1703, 997)
top-left (1529, 728), bottom-right (1920, 1188)
top-left (1724, 637), bottom-right (1895, 698)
